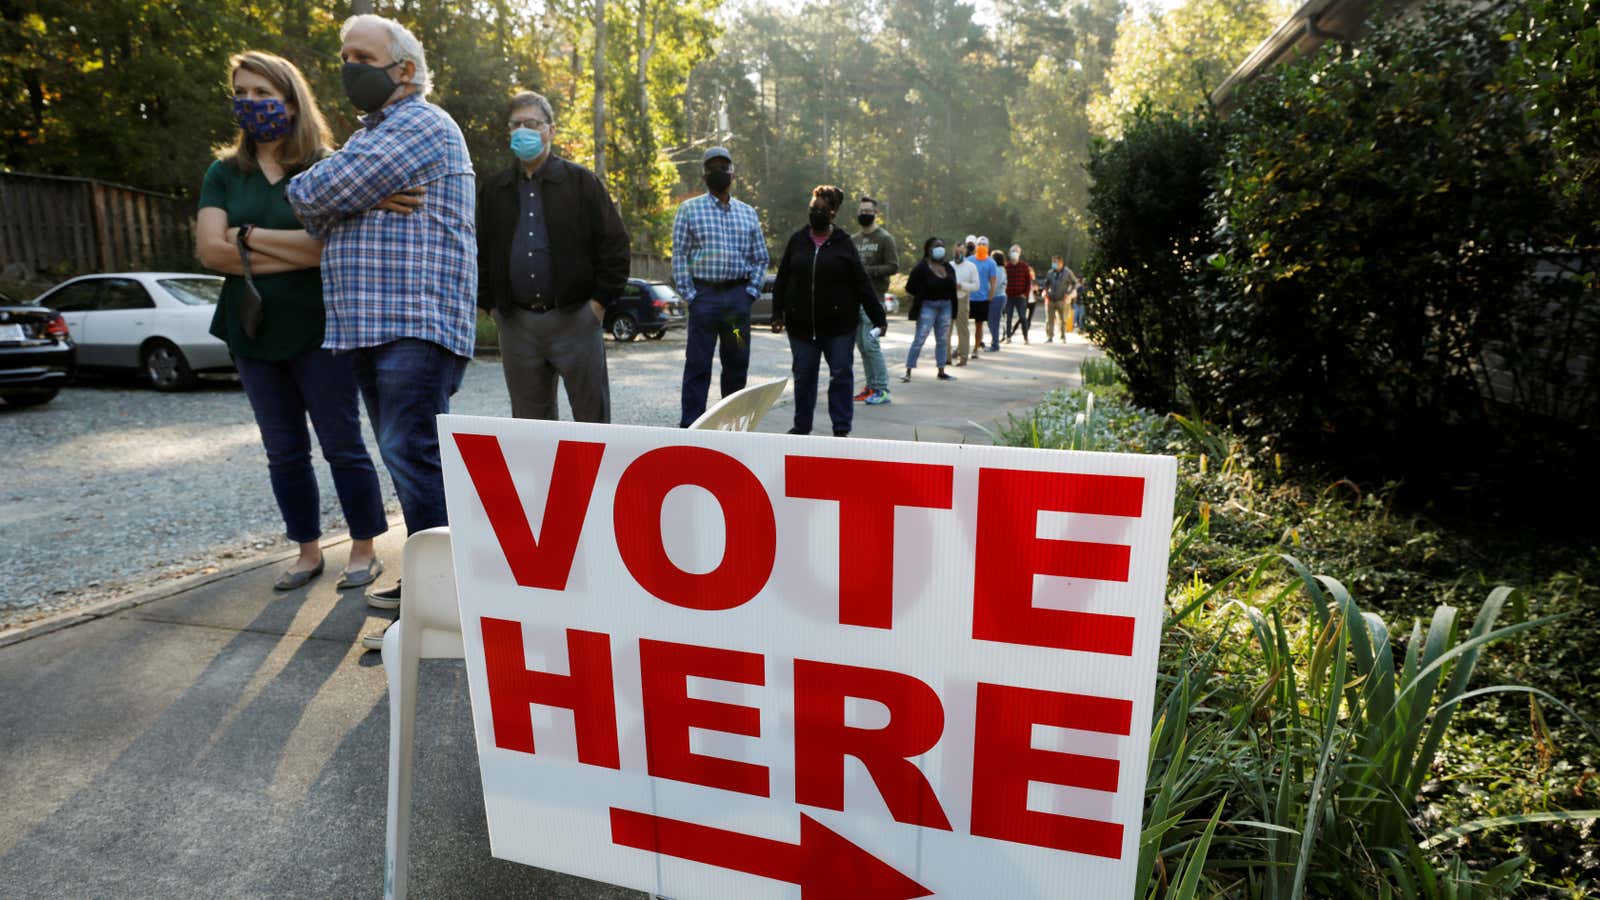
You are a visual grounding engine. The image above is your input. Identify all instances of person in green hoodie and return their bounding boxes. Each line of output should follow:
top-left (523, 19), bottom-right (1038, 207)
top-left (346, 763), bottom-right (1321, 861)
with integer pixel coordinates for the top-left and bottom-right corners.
top-left (850, 196), bottom-right (898, 405)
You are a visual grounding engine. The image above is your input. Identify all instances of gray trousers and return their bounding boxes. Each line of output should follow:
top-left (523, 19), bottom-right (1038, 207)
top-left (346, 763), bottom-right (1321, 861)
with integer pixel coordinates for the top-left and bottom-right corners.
top-left (494, 304), bottom-right (611, 423)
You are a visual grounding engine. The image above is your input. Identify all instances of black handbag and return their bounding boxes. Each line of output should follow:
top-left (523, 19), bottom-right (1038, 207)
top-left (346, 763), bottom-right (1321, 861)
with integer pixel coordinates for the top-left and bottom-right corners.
top-left (235, 238), bottom-right (265, 339)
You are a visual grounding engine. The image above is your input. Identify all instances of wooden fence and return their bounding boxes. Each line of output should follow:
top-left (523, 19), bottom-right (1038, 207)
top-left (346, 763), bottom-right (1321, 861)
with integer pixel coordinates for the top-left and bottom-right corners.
top-left (0, 171), bottom-right (196, 276)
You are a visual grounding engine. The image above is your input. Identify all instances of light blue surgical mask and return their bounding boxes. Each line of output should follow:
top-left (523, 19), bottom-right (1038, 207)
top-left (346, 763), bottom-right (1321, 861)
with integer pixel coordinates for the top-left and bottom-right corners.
top-left (510, 127), bottom-right (543, 161)
top-left (931, 246), bottom-right (946, 261)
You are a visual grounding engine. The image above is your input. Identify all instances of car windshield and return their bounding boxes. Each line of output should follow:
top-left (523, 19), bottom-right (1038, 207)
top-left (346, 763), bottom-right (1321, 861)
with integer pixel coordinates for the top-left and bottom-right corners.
top-left (160, 278), bottom-right (222, 305)
top-left (648, 284), bottom-right (682, 302)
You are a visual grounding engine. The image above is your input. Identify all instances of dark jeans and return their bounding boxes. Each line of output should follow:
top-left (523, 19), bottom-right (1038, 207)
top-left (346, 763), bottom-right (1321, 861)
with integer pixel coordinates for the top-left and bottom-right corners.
top-left (235, 349), bottom-right (388, 544)
top-left (350, 338), bottom-right (468, 535)
top-left (789, 331), bottom-right (855, 435)
top-left (986, 296), bottom-right (1005, 350)
top-left (1003, 295), bottom-right (1031, 340)
top-left (680, 283), bottom-right (753, 427)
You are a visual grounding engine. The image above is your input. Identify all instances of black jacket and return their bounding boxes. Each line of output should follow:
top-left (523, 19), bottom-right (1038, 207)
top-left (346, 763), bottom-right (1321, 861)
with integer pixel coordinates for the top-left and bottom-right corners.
top-left (476, 155), bottom-right (630, 313)
top-left (771, 226), bottom-right (888, 340)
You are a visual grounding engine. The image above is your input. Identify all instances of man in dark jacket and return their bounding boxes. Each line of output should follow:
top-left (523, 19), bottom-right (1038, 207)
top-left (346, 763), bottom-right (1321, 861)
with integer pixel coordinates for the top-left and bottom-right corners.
top-left (477, 91), bottom-right (629, 422)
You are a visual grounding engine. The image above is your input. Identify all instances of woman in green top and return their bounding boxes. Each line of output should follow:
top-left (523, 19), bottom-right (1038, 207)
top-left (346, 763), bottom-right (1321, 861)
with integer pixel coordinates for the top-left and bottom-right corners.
top-left (196, 51), bottom-right (388, 592)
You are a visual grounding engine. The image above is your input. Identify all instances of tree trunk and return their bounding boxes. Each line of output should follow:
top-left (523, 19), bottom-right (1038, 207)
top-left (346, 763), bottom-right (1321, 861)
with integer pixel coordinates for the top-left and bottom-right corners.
top-left (592, 0), bottom-right (607, 180)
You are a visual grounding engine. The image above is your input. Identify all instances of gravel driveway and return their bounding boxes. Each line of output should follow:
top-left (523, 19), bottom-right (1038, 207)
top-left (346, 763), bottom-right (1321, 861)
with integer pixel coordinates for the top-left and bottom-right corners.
top-left (0, 329), bottom-right (799, 629)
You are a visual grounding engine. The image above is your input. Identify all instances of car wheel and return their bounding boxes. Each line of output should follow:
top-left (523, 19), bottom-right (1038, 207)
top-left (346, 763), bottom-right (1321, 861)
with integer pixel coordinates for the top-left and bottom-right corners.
top-left (1, 388), bottom-right (59, 408)
top-left (610, 314), bottom-right (639, 342)
top-left (645, 329), bottom-right (666, 340)
top-left (143, 340), bottom-right (196, 391)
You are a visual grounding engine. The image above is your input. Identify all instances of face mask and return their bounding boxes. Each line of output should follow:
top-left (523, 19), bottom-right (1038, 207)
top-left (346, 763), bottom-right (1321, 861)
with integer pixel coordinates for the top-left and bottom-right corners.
top-left (232, 97), bottom-right (292, 143)
top-left (1052, 262), bottom-right (1062, 271)
top-left (1010, 251), bottom-right (1021, 262)
top-left (975, 246), bottom-right (989, 260)
top-left (510, 127), bottom-right (543, 161)
top-left (857, 213), bottom-right (875, 227)
top-left (342, 60), bottom-right (403, 114)
top-left (809, 208), bottom-right (831, 231)
top-left (965, 243), bottom-right (976, 254)
top-left (931, 246), bottom-right (946, 261)
top-left (704, 170), bottom-right (733, 193)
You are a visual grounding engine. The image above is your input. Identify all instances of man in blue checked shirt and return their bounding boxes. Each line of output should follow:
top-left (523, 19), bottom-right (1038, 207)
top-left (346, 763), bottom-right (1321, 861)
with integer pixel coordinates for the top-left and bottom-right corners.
top-left (287, 14), bottom-right (476, 647)
top-left (672, 146), bottom-right (770, 427)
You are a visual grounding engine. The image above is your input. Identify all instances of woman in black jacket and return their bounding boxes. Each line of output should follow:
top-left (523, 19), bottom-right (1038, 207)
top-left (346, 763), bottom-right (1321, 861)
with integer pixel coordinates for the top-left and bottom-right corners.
top-left (902, 236), bottom-right (959, 382)
top-left (771, 185), bottom-right (888, 437)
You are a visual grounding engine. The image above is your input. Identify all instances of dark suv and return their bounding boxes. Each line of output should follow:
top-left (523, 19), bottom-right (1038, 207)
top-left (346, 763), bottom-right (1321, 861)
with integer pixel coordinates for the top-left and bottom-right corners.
top-left (606, 278), bottom-right (686, 341)
top-left (0, 290), bottom-right (74, 408)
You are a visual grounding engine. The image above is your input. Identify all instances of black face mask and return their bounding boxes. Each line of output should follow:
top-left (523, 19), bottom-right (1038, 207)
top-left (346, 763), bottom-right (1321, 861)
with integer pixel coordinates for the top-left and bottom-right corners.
top-left (809, 208), bottom-right (832, 231)
top-left (704, 170), bottom-right (733, 193)
top-left (342, 61), bottom-right (403, 114)
top-left (965, 243), bottom-right (976, 254)
top-left (857, 213), bottom-right (875, 227)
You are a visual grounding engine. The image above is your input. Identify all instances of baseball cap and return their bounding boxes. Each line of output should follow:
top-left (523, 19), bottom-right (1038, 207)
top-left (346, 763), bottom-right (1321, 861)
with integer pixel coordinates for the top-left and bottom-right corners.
top-left (702, 146), bottom-right (733, 165)
top-left (977, 236), bottom-right (989, 245)
top-left (964, 234), bottom-right (978, 245)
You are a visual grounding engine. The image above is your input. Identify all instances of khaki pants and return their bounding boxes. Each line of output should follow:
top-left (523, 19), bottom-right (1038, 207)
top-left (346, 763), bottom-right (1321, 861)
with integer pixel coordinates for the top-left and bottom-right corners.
top-left (954, 291), bottom-right (971, 361)
top-left (1045, 298), bottom-right (1070, 340)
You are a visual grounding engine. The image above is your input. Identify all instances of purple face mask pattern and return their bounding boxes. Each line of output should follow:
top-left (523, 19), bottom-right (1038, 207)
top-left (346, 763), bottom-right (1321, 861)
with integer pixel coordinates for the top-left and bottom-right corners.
top-left (232, 97), bottom-right (293, 143)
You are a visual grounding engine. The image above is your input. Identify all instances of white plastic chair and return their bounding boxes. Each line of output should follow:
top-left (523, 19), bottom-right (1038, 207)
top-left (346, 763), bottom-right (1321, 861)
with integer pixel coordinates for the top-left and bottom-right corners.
top-left (689, 377), bottom-right (788, 431)
top-left (381, 526), bottom-right (463, 900)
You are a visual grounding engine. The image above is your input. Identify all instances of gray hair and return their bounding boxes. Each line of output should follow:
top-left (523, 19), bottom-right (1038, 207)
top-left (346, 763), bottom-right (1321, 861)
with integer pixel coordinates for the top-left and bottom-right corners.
top-left (341, 14), bottom-right (431, 96)
top-left (508, 91), bottom-right (555, 125)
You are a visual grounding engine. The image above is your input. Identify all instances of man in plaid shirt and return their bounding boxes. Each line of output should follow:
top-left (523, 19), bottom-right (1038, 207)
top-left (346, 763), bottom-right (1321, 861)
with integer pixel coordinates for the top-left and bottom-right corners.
top-left (287, 14), bottom-right (475, 646)
top-left (672, 146), bottom-right (769, 427)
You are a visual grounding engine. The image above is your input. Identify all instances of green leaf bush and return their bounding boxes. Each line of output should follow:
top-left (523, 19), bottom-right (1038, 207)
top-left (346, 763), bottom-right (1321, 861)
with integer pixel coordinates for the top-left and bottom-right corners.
top-left (1084, 1), bottom-right (1600, 508)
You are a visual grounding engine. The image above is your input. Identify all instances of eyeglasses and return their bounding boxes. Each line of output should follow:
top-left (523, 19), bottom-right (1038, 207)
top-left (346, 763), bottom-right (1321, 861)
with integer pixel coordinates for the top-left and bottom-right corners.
top-left (508, 117), bottom-right (550, 130)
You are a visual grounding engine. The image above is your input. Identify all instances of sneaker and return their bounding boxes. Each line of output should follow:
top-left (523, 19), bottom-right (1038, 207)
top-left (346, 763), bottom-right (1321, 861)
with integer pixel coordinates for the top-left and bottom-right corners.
top-left (833, 430), bottom-right (850, 437)
top-left (367, 581), bottom-right (402, 610)
top-left (1023, 335), bottom-right (1030, 344)
top-left (852, 387), bottom-right (872, 402)
top-left (361, 624), bottom-right (392, 652)
top-left (865, 389), bottom-right (891, 405)
top-left (787, 427), bottom-right (809, 435)
top-left (937, 371), bottom-right (957, 381)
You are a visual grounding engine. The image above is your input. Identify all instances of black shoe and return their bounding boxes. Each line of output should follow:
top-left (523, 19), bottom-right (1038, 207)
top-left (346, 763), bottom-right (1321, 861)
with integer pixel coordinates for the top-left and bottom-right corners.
top-left (833, 431), bottom-right (850, 437)
top-left (787, 427), bottom-right (809, 435)
top-left (367, 580), bottom-right (401, 610)
top-left (937, 371), bottom-right (956, 381)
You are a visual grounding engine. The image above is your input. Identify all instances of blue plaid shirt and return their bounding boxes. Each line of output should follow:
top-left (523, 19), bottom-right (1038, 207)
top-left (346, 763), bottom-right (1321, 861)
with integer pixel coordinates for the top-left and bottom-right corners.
top-left (287, 94), bottom-right (477, 358)
top-left (670, 192), bottom-right (768, 301)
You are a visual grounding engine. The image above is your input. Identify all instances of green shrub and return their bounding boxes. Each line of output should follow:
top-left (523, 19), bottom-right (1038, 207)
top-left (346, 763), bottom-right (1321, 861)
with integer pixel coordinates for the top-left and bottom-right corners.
top-left (1203, 0), bottom-right (1598, 497)
top-left (1083, 106), bottom-right (1221, 412)
top-left (475, 309), bottom-right (499, 353)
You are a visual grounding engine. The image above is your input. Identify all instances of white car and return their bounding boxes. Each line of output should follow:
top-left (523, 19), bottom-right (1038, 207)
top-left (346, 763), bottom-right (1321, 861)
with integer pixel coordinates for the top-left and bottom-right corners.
top-left (30, 273), bottom-right (231, 390)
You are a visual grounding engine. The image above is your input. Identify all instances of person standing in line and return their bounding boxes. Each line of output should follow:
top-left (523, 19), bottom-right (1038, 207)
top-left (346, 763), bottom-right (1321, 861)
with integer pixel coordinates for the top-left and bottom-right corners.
top-left (476, 90), bottom-right (630, 422)
top-left (771, 186), bottom-right (887, 437)
top-left (1069, 262), bottom-right (1088, 334)
top-left (1001, 243), bottom-right (1035, 344)
top-left (980, 237), bottom-right (1006, 351)
top-left (850, 196), bottom-right (897, 406)
top-left (196, 50), bottom-right (388, 593)
top-left (1041, 254), bottom-right (1078, 342)
top-left (901, 237), bottom-right (959, 383)
top-left (286, 14), bottom-right (476, 649)
top-left (951, 239), bottom-right (979, 366)
top-left (672, 146), bottom-right (770, 427)
top-left (970, 236), bottom-right (1000, 356)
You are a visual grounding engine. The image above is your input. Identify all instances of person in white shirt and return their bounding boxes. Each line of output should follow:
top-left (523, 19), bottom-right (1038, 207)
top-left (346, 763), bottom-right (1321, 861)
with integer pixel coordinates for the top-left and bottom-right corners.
top-left (951, 236), bottom-right (980, 365)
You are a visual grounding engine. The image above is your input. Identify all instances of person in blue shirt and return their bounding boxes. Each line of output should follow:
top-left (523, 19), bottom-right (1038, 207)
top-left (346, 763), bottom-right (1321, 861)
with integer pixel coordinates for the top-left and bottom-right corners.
top-left (671, 147), bottom-right (770, 427)
top-left (969, 236), bottom-right (1001, 356)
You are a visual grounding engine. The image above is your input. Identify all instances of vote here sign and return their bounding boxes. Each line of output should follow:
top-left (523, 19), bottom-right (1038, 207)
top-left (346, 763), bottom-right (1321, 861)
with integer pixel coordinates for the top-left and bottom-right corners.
top-left (439, 416), bottom-right (1177, 899)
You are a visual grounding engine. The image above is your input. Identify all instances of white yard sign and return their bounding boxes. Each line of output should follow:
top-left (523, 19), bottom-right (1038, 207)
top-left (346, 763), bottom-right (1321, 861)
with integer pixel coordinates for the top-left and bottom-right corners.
top-left (439, 417), bottom-right (1177, 899)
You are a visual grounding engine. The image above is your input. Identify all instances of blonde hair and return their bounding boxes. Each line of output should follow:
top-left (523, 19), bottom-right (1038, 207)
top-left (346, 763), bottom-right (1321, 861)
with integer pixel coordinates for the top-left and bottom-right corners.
top-left (216, 51), bottom-right (333, 175)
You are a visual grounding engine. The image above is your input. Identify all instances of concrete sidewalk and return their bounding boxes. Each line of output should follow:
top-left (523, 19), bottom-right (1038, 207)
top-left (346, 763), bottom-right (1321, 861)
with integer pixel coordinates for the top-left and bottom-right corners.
top-left (0, 334), bottom-right (1098, 898)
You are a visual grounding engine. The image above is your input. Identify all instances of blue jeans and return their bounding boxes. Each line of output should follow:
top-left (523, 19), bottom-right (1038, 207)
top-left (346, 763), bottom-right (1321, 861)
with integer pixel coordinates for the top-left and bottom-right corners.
top-left (986, 296), bottom-right (1004, 350)
top-left (789, 331), bottom-right (855, 435)
top-left (680, 283), bottom-right (753, 427)
top-left (235, 349), bottom-right (388, 544)
top-left (349, 338), bottom-right (468, 535)
top-left (907, 300), bottom-right (953, 370)
top-left (1073, 300), bottom-right (1087, 332)
top-left (856, 307), bottom-right (889, 392)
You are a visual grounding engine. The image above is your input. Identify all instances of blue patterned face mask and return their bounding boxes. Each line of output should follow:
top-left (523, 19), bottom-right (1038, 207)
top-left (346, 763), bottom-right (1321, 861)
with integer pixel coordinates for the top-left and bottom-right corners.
top-left (232, 97), bottom-right (293, 143)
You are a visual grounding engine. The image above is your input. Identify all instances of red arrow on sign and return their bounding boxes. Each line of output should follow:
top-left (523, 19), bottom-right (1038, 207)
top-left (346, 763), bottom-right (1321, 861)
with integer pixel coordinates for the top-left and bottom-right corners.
top-left (609, 806), bottom-right (933, 899)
